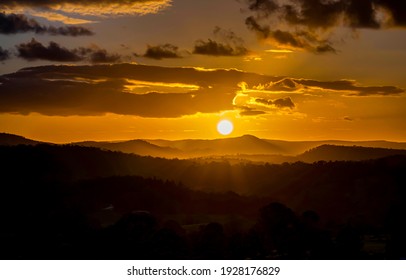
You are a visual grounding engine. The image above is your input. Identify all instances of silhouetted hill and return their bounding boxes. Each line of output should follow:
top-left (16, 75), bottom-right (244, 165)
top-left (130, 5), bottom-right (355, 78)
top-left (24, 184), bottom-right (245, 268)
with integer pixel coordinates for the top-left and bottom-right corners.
top-left (1, 144), bottom-right (406, 259)
top-left (299, 145), bottom-right (406, 162)
top-left (0, 133), bottom-right (41, 145)
top-left (263, 139), bottom-right (406, 155)
top-left (1, 144), bottom-right (406, 218)
top-left (147, 134), bottom-right (286, 157)
top-left (75, 139), bottom-right (182, 158)
top-left (2, 133), bottom-right (406, 161)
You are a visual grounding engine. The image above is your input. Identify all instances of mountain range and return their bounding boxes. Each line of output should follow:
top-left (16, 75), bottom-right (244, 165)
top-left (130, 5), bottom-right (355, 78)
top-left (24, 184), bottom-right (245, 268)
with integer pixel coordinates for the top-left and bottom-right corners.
top-left (1, 132), bottom-right (406, 162)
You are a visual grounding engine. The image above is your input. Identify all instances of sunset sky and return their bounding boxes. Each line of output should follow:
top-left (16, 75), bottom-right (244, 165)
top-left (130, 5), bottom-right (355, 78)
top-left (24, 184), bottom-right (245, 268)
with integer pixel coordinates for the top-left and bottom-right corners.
top-left (0, 0), bottom-right (405, 142)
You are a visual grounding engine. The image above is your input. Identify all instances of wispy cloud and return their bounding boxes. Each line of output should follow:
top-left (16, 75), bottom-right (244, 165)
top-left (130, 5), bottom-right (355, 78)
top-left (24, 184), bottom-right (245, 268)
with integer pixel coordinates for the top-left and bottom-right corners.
top-left (238, 78), bottom-right (405, 97)
top-left (0, 12), bottom-right (93, 36)
top-left (1, 0), bottom-right (172, 24)
top-left (29, 11), bottom-right (95, 25)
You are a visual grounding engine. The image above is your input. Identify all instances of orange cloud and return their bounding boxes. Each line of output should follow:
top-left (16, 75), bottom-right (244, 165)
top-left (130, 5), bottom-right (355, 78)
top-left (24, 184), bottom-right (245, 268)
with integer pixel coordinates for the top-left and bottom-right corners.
top-left (1, 0), bottom-right (172, 24)
top-left (0, 64), bottom-right (403, 118)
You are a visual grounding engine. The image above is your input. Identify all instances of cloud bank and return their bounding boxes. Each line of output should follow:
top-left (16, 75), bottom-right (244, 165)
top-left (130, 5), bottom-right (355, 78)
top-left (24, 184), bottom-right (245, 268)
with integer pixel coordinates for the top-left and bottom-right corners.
top-left (193, 27), bottom-right (249, 56)
top-left (0, 0), bottom-right (172, 23)
top-left (0, 47), bottom-right (10, 61)
top-left (16, 39), bottom-right (121, 63)
top-left (0, 12), bottom-right (93, 36)
top-left (143, 44), bottom-right (182, 60)
top-left (0, 64), bottom-right (403, 118)
top-left (243, 0), bottom-right (406, 53)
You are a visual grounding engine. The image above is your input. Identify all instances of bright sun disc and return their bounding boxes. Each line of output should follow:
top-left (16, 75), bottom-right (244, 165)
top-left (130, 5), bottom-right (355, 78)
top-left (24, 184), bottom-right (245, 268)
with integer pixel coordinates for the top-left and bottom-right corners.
top-left (217, 120), bottom-right (234, 135)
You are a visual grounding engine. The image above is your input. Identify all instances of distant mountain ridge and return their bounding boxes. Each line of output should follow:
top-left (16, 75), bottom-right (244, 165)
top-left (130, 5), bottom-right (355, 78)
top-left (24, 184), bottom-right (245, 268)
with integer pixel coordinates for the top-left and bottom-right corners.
top-left (75, 139), bottom-right (182, 158)
top-left (1, 132), bottom-right (406, 162)
top-left (0, 133), bottom-right (41, 146)
top-left (298, 144), bottom-right (406, 162)
top-left (147, 134), bottom-right (286, 156)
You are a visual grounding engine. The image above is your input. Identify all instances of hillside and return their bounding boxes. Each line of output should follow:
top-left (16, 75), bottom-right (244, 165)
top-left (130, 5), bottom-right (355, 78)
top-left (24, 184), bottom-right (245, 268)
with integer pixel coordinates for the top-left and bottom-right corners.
top-left (75, 139), bottom-right (182, 158)
top-left (2, 133), bottom-right (406, 161)
top-left (299, 145), bottom-right (406, 162)
top-left (0, 133), bottom-right (42, 146)
top-left (1, 143), bottom-right (406, 259)
top-left (1, 144), bottom-right (405, 217)
top-left (147, 134), bottom-right (287, 156)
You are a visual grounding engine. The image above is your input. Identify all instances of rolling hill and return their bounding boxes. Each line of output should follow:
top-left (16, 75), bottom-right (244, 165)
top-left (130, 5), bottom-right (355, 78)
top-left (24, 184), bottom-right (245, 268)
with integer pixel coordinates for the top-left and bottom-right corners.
top-left (298, 145), bottom-right (406, 162)
top-left (0, 133), bottom-right (42, 146)
top-left (1, 132), bottom-right (406, 162)
top-left (74, 139), bottom-right (182, 158)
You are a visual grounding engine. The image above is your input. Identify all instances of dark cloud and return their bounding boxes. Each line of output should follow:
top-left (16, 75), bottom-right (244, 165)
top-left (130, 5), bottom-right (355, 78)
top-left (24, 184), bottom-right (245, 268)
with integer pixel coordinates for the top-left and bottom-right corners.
top-left (238, 106), bottom-right (266, 116)
top-left (246, 16), bottom-right (336, 53)
top-left (297, 79), bottom-right (404, 96)
top-left (256, 97), bottom-right (295, 109)
top-left (16, 39), bottom-right (122, 63)
top-left (0, 64), bottom-right (403, 118)
top-left (0, 12), bottom-right (93, 36)
top-left (193, 26), bottom-right (249, 56)
top-left (378, 0), bottom-right (406, 26)
top-left (194, 39), bottom-right (248, 56)
top-left (16, 39), bottom-right (83, 62)
top-left (46, 25), bottom-right (93, 36)
top-left (143, 44), bottom-right (182, 60)
top-left (77, 46), bottom-right (122, 64)
top-left (248, 77), bottom-right (404, 97)
top-left (88, 49), bottom-right (121, 64)
top-left (0, 0), bottom-right (165, 8)
top-left (243, 0), bottom-right (406, 53)
top-left (0, 47), bottom-right (10, 61)
top-left (0, 0), bottom-right (171, 18)
top-left (347, 85), bottom-right (405, 96)
top-left (0, 64), bottom-right (237, 117)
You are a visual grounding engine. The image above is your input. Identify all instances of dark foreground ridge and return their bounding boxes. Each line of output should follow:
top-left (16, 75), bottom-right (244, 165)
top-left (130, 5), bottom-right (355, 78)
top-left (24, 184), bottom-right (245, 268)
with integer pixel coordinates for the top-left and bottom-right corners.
top-left (0, 144), bottom-right (405, 259)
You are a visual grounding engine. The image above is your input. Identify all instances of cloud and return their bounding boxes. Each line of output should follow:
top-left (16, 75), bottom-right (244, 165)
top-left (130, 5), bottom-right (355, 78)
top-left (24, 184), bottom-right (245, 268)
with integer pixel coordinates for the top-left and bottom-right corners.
top-left (28, 11), bottom-right (95, 25)
top-left (16, 39), bottom-right (83, 62)
top-left (0, 64), bottom-right (237, 117)
top-left (0, 64), bottom-right (403, 118)
top-left (16, 39), bottom-right (122, 63)
top-left (0, 12), bottom-right (93, 36)
top-left (77, 46), bottom-right (122, 64)
top-left (143, 44), bottom-right (182, 60)
top-left (46, 26), bottom-right (93, 36)
top-left (246, 16), bottom-right (336, 53)
top-left (0, 47), bottom-right (10, 61)
top-left (256, 97), bottom-right (295, 109)
top-left (238, 106), bottom-right (267, 116)
top-left (233, 76), bottom-right (404, 117)
top-left (243, 0), bottom-right (406, 53)
top-left (242, 78), bottom-right (404, 97)
top-left (297, 79), bottom-right (405, 96)
top-left (194, 39), bottom-right (249, 56)
top-left (193, 26), bottom-right (249, 56)
top-left (0, 0), bottom-right (172, 21)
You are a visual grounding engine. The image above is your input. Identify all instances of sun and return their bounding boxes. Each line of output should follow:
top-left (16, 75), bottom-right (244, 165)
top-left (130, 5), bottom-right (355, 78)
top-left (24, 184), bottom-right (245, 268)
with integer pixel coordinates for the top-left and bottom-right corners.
top-left (217, 119), bottom-right (234, 136)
